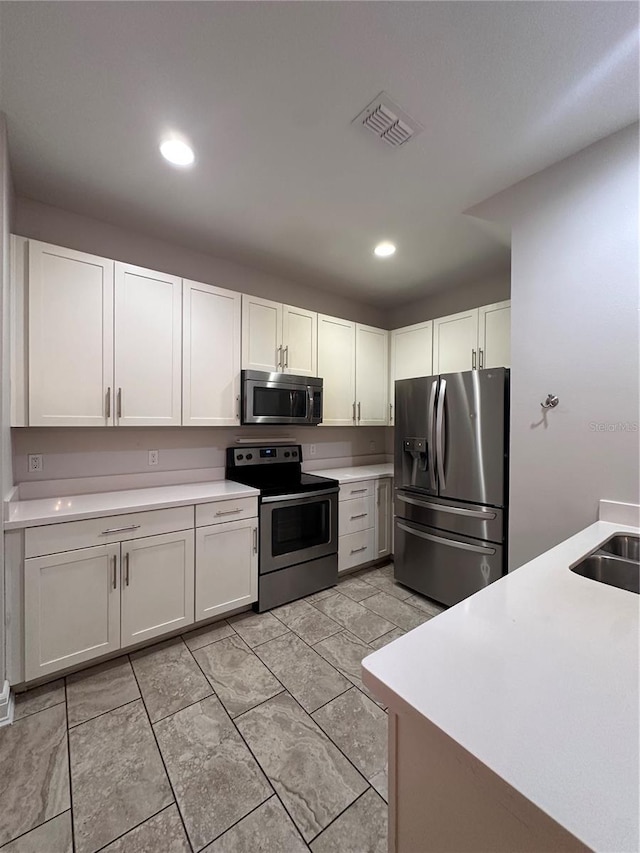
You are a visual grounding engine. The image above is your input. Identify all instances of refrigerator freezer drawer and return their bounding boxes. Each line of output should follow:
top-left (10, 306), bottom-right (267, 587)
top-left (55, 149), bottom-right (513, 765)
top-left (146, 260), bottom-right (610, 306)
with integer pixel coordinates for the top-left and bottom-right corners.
top-left (395, 491), bottom-right (504, 543)
top-left (394, 519), bottom-right (504, 606)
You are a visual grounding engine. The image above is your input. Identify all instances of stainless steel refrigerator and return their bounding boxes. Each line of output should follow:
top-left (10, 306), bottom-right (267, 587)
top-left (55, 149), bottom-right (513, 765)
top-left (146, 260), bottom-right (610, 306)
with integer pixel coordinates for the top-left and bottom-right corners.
top-left (394, 368), bottom-right (509, 606)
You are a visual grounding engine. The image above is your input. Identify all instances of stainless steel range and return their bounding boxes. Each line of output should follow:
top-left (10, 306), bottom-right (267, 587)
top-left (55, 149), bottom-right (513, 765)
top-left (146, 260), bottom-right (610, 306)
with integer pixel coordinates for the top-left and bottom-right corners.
top-left (225, 445), bottom-right (338, 611)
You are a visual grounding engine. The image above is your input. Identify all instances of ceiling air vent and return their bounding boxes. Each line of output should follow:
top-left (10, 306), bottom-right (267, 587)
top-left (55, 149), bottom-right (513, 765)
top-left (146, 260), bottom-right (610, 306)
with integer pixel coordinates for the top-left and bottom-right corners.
top-left (352, 92), bottom-right (423, 148)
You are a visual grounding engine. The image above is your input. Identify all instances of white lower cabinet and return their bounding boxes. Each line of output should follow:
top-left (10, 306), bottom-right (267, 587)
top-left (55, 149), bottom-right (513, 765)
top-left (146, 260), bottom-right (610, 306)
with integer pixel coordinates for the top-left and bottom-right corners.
top-left (120, 530), bottom-right (195, 648)
top-left (25, 543), bottom-right (121, 680)
top-left (338, 477), bottom-right (393, 574)
top-left (195, 518), bottom-right (258, 620)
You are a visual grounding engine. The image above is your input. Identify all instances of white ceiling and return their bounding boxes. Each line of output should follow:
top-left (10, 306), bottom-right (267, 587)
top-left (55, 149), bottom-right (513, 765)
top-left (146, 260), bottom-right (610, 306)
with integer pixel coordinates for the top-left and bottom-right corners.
top-left (1, 2), bottom-right (638, 306)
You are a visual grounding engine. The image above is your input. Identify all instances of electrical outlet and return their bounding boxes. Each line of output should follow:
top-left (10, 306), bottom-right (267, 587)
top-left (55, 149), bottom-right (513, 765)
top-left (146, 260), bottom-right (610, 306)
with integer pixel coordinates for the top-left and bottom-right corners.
top-left (369, 441), bottom-right (377, 452)
top-left (28, 454), bottom-right (43, 473)
top-left (309, 444), bottom-right (317, 456)
top-left (148, 450), bottom-right (159, 466)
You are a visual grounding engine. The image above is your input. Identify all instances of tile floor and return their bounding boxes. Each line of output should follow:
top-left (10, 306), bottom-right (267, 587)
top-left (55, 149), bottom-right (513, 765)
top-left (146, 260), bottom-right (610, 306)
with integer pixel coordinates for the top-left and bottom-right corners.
top-left (0, 562), bottom-right (444, 853)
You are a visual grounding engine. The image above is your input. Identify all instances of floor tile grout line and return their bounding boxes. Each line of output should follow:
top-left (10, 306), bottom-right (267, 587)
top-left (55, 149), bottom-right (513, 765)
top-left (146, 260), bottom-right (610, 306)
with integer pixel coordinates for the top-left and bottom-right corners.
top-left (181, 619), bottom-right (239, 653)
top-left (63, 680), bottom-right (77, 853)
top-left (91, 803), bottom-right (178, 853)
top-left (10, 696), bottom-right (66, 723)
top-left (66, 696), bottom-right (142, 731)
top-left (149, 688), bottom-right (216, 726)
top-left (306, 784), bottom-right (374, 846)
top-left (127, 655), bottom-right (195, 853)
top-left (0, 808), bottom-right (73, 851)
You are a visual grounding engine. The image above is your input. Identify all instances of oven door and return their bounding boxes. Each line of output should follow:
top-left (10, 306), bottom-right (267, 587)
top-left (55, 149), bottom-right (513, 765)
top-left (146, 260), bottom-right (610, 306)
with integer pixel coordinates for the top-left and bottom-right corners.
top-left (243, 377), bottom-right (312, 425)
top-left (260, 489), bottom-right (338, 573)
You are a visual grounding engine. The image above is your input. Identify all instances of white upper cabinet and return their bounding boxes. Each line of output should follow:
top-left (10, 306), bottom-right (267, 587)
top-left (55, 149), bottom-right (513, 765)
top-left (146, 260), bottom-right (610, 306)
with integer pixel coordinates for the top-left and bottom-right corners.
top-left (433, 308), bottom-right (479, 374)
top-left (389, 320), bottom-right (433, 424)
top-left (478, 300), bottom-right (511, 369)
top-left (317, 314), bottom-right (356, 425)
top-left (183, 280), bottom-right (241, 426)
top-left (355, 324), bottom-right (389, 426)
top-left (242, 295), bottom-right (283, 372)
top-left (114, 262), bottom-right (182, 426)
top-left (28, 241), bottom-right (114, 426)
top-left (282, 304), bottom-right (317, 377)
top-left (242, 295), bottom-right (317, 376)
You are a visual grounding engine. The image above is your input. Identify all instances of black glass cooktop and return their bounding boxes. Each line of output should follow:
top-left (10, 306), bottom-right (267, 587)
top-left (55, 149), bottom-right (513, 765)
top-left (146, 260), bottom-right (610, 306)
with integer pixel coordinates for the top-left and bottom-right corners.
top-left (225, 445), bottom-right (338, 498)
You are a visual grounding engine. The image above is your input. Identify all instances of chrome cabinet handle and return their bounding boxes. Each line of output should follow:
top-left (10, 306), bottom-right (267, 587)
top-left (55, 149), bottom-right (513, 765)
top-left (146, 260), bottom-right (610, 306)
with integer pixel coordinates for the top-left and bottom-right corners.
top-left (471, 349), bottom-right (476, 370)
top-left (397, 522), bottom-right (496, 555)
top-left (357, 401), bottom-right (361, 423)
top-left (350, 513), bottom-right (368, 520)
top-left (349, 488), bottom-right (368, 495)
top-left (283, 345), bottom-right (289, 368)
top-left (100, 524), bottom-right (141, 535)
top-left (389, 402), bottom-right (392, 423)
top-left (253, 527), bottom-right (258, 554)
top-left (124, 552), bottom-right (130, 586)
top-left (276, 345), bottom-right (283, 370)
top-left (436, 379), bottom-right (446, 489)
top-left (236, 394), bottom-right (240, 421)
top-left (479, 348), bottom-right (484, 369)
top-left (106, 387), bottom-right (111, 419)
top-left (117, 387), bottom-right (122, 419)
top-left (112, 555), bottom-right (117, 589)
top-left (350, 546), bottom-right (367, 554)
top-left (215, 507), bottom-right (242, 516)
top-left (352, 401), bottom-right (356, 424)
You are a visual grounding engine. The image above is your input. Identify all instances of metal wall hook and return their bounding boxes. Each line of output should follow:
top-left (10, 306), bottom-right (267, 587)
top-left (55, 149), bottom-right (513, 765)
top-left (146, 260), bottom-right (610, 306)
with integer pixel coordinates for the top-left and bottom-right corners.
top-left (541, 394), bottom-right (559, 409)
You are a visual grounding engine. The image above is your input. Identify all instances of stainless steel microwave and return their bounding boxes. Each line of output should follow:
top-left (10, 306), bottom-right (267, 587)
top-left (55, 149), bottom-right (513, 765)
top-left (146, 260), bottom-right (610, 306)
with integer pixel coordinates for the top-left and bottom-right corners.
top-left (241, 370), bottom-right (323, 425)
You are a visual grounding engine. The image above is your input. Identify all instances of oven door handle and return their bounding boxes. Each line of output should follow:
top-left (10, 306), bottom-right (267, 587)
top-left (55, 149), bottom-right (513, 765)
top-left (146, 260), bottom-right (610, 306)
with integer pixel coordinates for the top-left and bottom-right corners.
top-left (261, 487), bottom-right (339, 503)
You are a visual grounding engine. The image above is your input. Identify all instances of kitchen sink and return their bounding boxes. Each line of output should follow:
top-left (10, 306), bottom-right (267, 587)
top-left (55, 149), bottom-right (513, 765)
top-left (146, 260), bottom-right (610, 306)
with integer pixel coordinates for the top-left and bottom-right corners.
top-left (598, 534), bottom-right (640, 562)
top-left (571, 546), bottom-right (639, 595)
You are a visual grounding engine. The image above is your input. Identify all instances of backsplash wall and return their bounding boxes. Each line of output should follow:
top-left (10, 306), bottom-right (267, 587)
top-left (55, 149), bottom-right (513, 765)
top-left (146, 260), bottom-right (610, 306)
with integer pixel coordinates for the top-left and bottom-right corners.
top-left (12, 426), bottom-right (394, 497)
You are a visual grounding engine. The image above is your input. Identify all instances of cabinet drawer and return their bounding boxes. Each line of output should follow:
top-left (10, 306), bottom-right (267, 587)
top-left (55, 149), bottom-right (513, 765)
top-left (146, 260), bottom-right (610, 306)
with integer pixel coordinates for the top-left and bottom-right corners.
top-left (339, 529), bottom-right (375, 573)
top-left (25, 506), bottom-right (194, 558)
top-left (339, 496), bottom-right (374, 535)
top-left (339, 480), bottom-right (373, 501)
top-left (195, 497), bottom-right (258, 527)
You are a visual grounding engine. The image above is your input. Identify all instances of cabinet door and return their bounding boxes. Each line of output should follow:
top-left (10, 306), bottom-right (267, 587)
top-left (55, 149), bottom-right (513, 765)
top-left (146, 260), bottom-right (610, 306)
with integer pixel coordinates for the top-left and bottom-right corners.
top-left (317, 314), bottom-right (356, 426)
top-left (28, 241), bottom-right (114, 426)
top-left (120, 530), bottom-right (195, 647)
top-left (478, 300), bottom-right (511, 369)
top-left (390, 322), bottom-right (433, 424)
top-left (282, 304), bottom-right (317, 377)
top-left (183, 280), bottom-right (241, 426)
top-left (375, 478), bottom-right (393, 560)
top-left (114, 263), bottom-right (182, 426)
top-left (24, 544), bottom-right (120, 680)
top-left (433, 309), bottom-right (479, 374)
top-left (356, 324), bottom-right (389, 426)
top-left (195, 518), bottom-right (258, 620)
top-left (242, 295), bottom-right (283, 372)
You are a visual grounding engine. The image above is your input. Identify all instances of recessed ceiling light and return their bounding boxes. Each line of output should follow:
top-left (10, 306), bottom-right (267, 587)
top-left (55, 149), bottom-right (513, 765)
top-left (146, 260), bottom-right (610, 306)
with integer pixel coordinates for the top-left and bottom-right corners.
top-left (160, 137), bottom-right (195, 167)
top-left (374, 241), bottom-right (396, 258)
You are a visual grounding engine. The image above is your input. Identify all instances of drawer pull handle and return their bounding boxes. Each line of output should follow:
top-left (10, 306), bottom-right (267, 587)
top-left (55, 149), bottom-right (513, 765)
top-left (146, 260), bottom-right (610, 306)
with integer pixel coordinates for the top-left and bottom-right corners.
top-left (215, 508), bottom-right (243, 516)
top-left (100, 524), bottom-right (141, 535)
top-left (350, 513), bottom-right (368, 520)
top-left (349, 488), bottom-right (368, 495)
top-left (124, 552), bottom-right (130, 586)
top-left (350, 546), bottom-right (368, 554)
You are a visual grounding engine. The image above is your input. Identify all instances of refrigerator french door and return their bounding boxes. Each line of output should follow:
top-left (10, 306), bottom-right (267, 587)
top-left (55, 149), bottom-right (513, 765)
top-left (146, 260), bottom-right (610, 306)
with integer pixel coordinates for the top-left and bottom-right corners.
top-left (394, 368), bottom-right (509, 606)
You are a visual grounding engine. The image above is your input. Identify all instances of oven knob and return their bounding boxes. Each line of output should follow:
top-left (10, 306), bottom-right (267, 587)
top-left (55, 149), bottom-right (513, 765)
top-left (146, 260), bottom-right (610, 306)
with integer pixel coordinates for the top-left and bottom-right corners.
top-left (237, 454), bottom-right (244, 460)
top-left (292, 450), bottom-right (298, 457)
top-left (284, 451), bottom-right (290, 458)
top-left (246, 453), bottom-right (253, 460)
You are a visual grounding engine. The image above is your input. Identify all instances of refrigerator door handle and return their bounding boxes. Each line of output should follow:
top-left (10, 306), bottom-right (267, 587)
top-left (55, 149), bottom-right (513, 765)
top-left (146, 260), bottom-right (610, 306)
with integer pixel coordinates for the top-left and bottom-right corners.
top-left (427, 379), bottom-right (438, 491)
top-left (397, 494), bottom-right (497, 520)
top-left (397, 522), bottom-right (496, 555)
top-left (436, 378), bottom-right (446, 489)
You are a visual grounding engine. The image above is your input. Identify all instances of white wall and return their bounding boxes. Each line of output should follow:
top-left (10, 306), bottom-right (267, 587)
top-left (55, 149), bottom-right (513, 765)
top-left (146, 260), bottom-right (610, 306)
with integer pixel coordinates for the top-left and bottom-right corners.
top-left (13, 197), bottom-right (388, 329)
top-left (12, 425), bottom-right (391, 496)
top-left (390, 269), bottom-right (511, 329)
top-left (0, 113), bottom-right (13, 685)
top-left (470, 123), bottom-right (639, 568)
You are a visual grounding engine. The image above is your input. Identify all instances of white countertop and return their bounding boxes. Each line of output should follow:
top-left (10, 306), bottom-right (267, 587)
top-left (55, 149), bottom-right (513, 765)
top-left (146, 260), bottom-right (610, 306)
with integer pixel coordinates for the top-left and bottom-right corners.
top-left (362, 520), bottom-right (640, 852)
top-left (4, 481), bottom-right (260, 529)
top-left (310, 463), bottom-right (393, 483)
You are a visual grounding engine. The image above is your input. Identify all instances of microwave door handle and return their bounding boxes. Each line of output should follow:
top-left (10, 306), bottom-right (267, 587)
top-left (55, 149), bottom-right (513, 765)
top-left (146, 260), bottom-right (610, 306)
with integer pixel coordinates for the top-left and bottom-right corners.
top-left (308, 388), bottom-right (314, 422)
top-left (427, 379), bottom-right (438, 491)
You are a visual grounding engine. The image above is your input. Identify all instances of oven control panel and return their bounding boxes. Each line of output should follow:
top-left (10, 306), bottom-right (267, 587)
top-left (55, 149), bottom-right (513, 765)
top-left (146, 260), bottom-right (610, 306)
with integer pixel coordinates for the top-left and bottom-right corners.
top-left (228, 445), bottom-right (302, 466)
